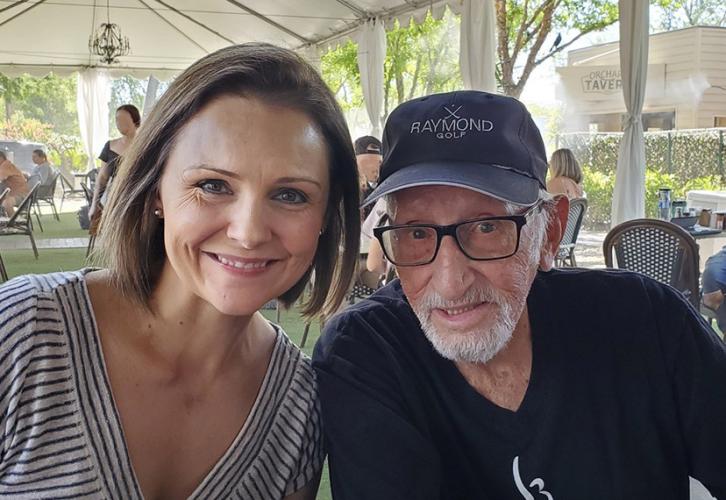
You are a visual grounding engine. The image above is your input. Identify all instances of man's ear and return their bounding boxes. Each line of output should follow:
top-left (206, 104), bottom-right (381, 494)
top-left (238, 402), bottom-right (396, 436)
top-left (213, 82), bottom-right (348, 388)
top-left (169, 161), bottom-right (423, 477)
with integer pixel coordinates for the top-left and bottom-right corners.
top-left (539, 195), bottom-right (569, 271)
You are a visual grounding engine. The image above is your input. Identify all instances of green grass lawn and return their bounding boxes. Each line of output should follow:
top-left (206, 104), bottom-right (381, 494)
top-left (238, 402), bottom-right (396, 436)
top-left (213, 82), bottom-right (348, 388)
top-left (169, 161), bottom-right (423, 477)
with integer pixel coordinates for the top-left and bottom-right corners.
top-left (30, 211), bottom-right (89, 239)
top-left (2, 247), bottom-right (88, 279)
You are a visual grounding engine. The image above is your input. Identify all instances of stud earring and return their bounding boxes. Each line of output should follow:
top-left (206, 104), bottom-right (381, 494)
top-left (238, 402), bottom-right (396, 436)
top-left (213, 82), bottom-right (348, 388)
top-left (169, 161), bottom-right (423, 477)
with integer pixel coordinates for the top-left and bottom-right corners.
top-left (154, 208), bottom-right (163, 218)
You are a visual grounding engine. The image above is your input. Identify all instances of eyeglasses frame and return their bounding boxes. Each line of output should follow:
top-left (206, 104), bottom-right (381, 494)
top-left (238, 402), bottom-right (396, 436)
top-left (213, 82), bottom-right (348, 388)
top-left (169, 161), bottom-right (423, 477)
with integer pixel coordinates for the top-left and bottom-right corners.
top-left (373, 201), bottom-right (543, 267)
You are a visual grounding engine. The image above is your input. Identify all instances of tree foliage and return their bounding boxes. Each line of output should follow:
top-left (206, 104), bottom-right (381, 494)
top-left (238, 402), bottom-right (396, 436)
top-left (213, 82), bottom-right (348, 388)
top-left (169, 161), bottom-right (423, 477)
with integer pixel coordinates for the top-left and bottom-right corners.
top-left (653, 0), bottom-right (726, 30)
top-left (109, 76), bottom-right (147, 132)
top-left (321, 10), bottom-right (461, 124)
top-left (0, 74), bottom-right (79, 135)
top-left (496, 0), bottom-right (619, 98)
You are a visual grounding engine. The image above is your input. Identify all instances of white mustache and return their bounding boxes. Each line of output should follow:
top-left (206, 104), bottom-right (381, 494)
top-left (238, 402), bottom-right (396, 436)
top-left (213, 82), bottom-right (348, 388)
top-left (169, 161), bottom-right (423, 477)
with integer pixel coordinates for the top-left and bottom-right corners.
top-left (415, 285), bottom-right (506, 312)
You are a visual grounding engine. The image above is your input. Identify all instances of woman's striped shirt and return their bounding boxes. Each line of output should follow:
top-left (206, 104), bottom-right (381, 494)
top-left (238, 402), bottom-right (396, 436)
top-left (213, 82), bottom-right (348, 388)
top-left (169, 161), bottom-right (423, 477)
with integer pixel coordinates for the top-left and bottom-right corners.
top-left (0, 270), bottom-right (324, 499)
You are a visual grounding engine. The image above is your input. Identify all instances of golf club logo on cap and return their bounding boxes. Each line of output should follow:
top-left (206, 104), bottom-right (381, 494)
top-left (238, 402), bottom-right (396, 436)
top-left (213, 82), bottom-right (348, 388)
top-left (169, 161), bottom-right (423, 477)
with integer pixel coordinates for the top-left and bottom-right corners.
top-left (409, 104), bottom-right (494, 140)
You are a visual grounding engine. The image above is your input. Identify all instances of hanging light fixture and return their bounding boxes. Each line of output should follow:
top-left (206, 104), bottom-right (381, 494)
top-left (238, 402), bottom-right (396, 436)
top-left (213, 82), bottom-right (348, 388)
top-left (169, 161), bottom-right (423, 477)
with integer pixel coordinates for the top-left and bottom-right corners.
top-left (89, 0), bottom-right (130, 64)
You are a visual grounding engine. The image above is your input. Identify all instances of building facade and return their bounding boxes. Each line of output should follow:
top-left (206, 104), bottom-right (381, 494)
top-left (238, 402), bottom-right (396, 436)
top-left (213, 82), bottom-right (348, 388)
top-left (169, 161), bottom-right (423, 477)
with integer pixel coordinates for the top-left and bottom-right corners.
top-left (557, 26), bottom-right (726, 132)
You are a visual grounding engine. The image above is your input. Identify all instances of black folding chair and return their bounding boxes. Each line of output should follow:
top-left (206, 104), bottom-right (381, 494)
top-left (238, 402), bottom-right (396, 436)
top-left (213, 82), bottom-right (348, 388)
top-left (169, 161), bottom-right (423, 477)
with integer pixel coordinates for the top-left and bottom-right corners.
top-left (0, 183), bottom-right (40, 259)
top-left (33, 171), bottom-right (61, 222)
top-left (59, 172), bottom-right (87, 211)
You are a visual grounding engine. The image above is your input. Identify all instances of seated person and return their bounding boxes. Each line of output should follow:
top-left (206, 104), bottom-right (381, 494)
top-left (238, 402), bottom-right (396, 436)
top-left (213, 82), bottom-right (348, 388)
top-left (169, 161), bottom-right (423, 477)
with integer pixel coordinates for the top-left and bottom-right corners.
top-left (547, 147), bottom-right (584, 199)
top-left (362, 197), bottom-right (389, 278)
top-left (0, 150), bottom-right (30, 217)
top-left (313, 90), bottom-right (726, 500)
top-left (702, 247), bottom-right (726, 331)
top-left (30, 148), bottom-right (55, 186)
top-left (353, 136), bottom-right (384, 298)
top-left (355, 135), bottom-right (382, 219)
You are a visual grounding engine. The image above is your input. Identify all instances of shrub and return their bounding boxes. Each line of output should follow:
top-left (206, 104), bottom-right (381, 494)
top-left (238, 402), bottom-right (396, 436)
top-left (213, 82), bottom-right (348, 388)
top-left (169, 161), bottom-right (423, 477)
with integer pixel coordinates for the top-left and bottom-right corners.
top-left (581, 166), bottom-right (725, 229)
top-left (559, 128), bottom-right (726, 183)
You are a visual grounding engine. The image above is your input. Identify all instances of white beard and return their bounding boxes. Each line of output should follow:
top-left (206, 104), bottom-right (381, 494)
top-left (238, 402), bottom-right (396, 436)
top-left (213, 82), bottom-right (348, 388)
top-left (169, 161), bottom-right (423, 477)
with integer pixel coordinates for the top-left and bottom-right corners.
top-left (410, 283), bottom-right (525, 364)
top-left (409, 216), bottom-right (545, 365)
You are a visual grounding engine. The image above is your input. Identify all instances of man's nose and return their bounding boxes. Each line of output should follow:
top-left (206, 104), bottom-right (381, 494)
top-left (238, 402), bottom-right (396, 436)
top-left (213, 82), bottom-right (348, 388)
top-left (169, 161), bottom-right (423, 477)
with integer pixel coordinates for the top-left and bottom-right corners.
top-left (430, 235), bottom-right (475, 300)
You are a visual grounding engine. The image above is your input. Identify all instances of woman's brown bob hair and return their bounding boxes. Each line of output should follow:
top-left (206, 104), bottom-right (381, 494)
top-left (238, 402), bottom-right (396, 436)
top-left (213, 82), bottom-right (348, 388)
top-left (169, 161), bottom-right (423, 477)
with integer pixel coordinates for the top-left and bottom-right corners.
top-left (99, 43), bottom-right (360, 318)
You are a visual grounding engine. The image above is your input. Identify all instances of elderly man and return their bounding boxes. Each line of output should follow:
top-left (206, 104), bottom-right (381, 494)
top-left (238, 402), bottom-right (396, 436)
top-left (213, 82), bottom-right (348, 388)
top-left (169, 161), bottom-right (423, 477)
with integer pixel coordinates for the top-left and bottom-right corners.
top-left (313, 91), bottom-right (726, 499)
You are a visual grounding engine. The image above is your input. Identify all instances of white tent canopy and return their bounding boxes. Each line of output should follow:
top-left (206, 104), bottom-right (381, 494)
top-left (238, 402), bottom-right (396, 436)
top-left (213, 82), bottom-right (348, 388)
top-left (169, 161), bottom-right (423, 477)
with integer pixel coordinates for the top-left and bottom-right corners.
top-left (0, 0), bottom-right (459, 79)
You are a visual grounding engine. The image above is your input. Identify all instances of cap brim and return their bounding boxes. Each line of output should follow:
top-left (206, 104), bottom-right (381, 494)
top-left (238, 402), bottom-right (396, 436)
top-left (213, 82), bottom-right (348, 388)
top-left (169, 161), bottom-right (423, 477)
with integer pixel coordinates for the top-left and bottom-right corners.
top-left (362, 162), bottom-right (541, 208)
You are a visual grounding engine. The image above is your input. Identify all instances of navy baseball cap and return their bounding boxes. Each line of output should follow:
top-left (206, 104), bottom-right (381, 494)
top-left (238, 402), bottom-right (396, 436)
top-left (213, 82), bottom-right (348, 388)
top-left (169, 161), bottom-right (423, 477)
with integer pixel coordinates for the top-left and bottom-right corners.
top-left (362, 90), bottom-right (548, 207)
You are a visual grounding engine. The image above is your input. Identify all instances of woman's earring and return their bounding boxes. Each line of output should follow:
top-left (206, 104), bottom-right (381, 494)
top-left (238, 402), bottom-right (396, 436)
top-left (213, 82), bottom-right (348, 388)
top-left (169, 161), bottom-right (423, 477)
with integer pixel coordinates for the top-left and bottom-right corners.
top-left (154, 208), bottom-right (163, 218)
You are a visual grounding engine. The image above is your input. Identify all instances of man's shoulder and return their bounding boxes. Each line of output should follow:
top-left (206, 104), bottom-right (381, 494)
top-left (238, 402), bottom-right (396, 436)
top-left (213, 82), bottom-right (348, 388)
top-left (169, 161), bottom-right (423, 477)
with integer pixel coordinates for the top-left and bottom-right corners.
top-left (314, 280), bottom-right (419, 361)
top-left (536, 267), bottom-right (674, 296)
top-left (534, 267), bottom-right (696, 324)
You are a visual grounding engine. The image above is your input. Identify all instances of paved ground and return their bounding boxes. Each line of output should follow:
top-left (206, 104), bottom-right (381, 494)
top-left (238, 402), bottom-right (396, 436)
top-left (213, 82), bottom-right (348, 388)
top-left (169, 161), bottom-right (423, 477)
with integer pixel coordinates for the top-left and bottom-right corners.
top-left (574, 230), bottom-right (607, 269)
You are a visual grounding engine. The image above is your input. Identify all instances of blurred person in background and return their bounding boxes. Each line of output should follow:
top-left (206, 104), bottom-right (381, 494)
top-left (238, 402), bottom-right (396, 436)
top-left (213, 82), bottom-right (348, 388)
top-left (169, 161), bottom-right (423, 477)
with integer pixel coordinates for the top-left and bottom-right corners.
top-left (88, 103), bottom-right (141, 231)
top-left (547, 148), bottom-right (584, 199)
top-left (0, 150), bottom-right (29, 216)
top-left (29, 149), bottom-right (54, 187)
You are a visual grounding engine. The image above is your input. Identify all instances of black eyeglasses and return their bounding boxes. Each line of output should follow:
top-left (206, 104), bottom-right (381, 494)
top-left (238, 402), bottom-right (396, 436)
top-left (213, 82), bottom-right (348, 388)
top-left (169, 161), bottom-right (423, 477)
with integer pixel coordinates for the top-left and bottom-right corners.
top-left (373, 202), bottom-right (542, 267)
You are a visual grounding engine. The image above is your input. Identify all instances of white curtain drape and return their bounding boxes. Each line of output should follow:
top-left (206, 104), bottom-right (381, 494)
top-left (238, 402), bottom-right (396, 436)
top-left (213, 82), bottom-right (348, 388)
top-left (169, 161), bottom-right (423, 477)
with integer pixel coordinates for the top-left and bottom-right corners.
top-left (142, 75), bottom-right (160, 117)
top-left (460, 0), bottom-right (497, 92)
top-left (611, 0), bottom-right (649, 226)
top-left (76, 69), bottom-right (110, 171)
top-left (357, 19), bottom-right (387, 138)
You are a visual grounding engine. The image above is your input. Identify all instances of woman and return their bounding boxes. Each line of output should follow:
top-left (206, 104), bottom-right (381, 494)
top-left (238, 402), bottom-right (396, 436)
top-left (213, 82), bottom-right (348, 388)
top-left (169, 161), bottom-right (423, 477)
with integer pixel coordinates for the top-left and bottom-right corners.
top-left (88, 103), bottom-right (141, 229)
top-left (547, 148), bottom-right (584, 199)
top-left (0, 150), bottom-right (29, 216)
top-left (0, 43), bottom-right (360, 499)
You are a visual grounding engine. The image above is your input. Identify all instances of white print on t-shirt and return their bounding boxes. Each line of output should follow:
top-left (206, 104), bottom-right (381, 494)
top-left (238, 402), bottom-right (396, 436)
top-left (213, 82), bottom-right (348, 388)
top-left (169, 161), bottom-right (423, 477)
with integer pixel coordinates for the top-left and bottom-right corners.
top-left (513, 456), bottom-right (554, 500)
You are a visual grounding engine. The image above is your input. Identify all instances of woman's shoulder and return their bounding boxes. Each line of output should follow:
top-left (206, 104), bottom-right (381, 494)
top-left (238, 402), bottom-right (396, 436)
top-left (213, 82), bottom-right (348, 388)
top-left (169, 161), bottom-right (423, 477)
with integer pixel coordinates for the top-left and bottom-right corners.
top-left (0, 270), bottom-right (88, 308)
top-left (0, 271), bottom-right (88, 390)
top-left (547, 176), bottom-right (582, 198)
top-left (249, 326), bottom-right (323, 495)
top-left (265, 326), bottom-right (318, 403)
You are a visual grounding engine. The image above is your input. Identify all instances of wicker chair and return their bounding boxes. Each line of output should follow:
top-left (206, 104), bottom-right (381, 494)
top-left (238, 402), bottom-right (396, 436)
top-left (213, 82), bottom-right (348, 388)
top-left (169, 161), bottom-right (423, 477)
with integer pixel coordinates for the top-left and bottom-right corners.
top-left (603, 218), bottom-right (700, 308)
top-left (555, 197), bottom-right (588, 267)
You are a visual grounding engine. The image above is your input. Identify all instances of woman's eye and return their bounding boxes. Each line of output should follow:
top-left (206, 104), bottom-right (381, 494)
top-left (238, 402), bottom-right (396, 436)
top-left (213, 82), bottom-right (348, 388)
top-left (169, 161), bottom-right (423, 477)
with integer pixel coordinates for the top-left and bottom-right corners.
top-left (274, 189), bottom-right (308, 204)
top-left (197, 180), bottom-right (230, 194)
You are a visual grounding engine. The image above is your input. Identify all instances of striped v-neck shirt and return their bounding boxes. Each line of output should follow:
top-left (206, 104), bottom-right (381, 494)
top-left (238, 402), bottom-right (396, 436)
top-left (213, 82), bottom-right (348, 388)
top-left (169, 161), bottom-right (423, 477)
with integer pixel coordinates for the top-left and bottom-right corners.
top-left (0, 270), bottom-right (324, 499)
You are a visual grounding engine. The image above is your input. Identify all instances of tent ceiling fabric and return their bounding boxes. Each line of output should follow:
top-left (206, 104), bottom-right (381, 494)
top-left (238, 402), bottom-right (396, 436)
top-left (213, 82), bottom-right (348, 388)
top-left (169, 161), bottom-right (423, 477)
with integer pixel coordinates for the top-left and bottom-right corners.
top-left (0, 0), bottom-right (458, 78)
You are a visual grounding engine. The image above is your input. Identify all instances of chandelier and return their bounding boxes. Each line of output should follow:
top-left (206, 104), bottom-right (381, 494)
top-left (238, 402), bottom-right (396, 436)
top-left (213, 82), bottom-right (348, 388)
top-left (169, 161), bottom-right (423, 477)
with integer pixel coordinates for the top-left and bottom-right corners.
top-left (89, 0), bottom-right (130, 64)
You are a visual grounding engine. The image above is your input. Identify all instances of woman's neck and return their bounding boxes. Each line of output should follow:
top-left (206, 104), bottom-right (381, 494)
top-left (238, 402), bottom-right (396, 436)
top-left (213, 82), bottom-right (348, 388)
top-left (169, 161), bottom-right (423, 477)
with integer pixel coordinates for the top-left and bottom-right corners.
top-left (146, 270), bottom-right (261, 378)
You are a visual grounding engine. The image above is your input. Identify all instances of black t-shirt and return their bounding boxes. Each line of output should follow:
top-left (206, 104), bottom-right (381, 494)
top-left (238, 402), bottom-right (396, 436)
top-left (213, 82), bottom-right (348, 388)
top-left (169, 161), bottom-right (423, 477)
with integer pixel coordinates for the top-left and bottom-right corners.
top-left (98, 140), bottom-right (121, 177)
top-left (313, 268), bottom-right (726, 500)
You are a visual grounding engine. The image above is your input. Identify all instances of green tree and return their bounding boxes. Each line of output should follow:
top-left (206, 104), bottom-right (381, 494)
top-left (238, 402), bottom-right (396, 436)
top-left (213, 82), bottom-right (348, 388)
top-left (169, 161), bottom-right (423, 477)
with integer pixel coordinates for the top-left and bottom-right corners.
top-left (0, 73), bottom-right (78, 135)
top-left (109, 75), bottom-right (146, 133)
top-left (0, 75), bottom-right (34, 121)
top-left (496, 0), bottom-right (619, 98)
top-left (321, 10), bottom-right (462, 123)
top-left (653, 0), bottom-right (726, 30)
